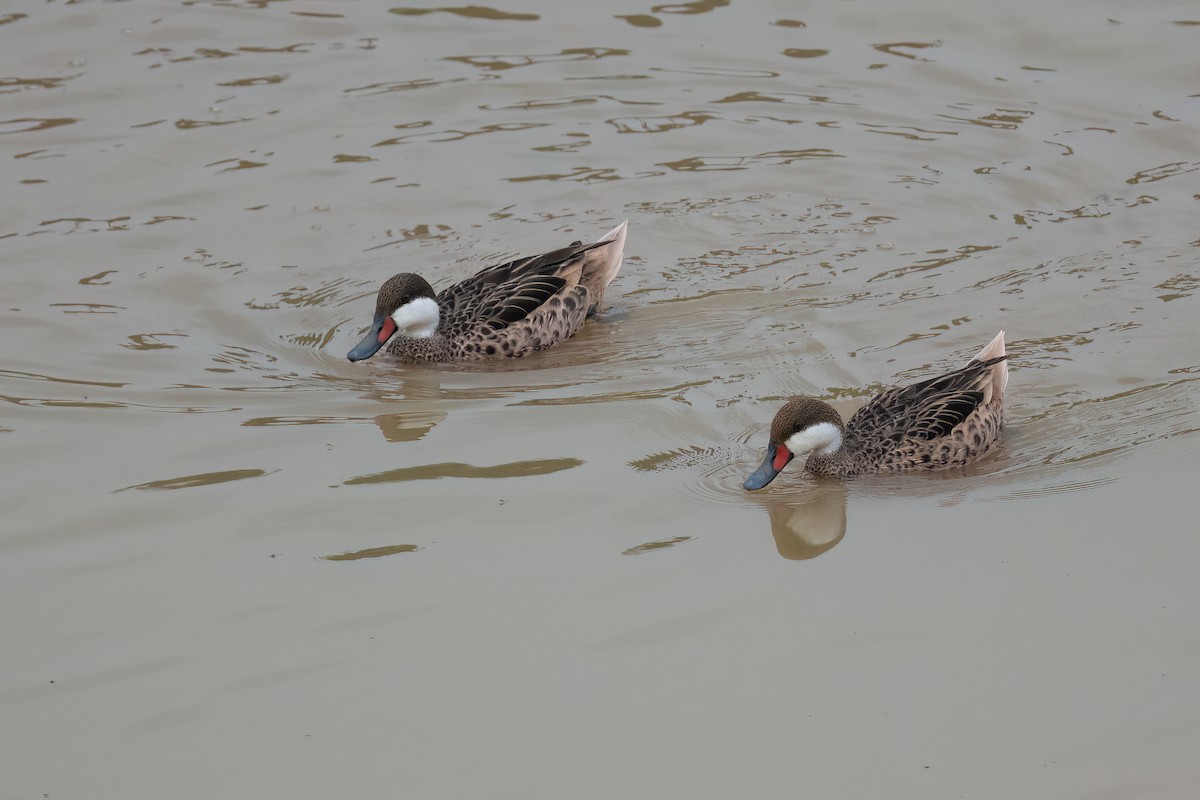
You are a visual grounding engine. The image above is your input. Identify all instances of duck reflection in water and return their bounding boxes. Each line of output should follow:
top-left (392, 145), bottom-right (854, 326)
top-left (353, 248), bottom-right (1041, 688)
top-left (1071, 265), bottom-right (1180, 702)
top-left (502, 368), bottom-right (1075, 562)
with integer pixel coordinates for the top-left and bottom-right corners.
top-left (756, 481), bottom-right (848, 560)
top-left (358, 368), bottom-right (448, 442)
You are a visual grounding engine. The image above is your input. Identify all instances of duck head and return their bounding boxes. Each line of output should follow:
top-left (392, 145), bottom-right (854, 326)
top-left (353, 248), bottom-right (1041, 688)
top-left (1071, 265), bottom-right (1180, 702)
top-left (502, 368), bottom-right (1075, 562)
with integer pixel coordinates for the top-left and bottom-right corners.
top-left (347, 274), bottom-right (439, 362)
top-left (744, 397), bottom-right (845, 490)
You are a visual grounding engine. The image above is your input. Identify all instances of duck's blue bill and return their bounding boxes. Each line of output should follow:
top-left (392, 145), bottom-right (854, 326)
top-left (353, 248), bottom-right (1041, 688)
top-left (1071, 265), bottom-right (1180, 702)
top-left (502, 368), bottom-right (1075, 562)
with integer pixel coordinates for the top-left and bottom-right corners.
top-left (743, 443), bottom-right (792, 491)
top-left (347, 313), bottom-right (390, 362)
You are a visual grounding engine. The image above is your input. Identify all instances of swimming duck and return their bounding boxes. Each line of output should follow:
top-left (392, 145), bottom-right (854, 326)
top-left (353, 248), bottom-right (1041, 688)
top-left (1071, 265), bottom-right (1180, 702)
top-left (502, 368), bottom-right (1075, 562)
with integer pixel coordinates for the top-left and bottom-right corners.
top-left (347, 220), bottom-right (627, 363)
top-left (744, 331), bottom-right (1008, 489)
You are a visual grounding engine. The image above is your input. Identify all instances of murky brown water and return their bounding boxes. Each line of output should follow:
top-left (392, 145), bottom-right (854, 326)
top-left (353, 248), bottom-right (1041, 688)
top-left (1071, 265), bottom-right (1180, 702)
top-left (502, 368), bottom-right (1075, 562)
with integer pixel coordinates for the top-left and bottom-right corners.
top-left (4, 1), bottom-right (1199, 797)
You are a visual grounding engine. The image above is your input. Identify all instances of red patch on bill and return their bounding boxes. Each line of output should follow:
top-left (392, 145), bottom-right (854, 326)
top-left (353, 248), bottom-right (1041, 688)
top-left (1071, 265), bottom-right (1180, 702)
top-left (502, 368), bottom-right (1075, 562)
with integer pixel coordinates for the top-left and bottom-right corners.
top-left (377, 318), bottom-right (397, 343)
top-left (772, 444), bottom-right (791, 471)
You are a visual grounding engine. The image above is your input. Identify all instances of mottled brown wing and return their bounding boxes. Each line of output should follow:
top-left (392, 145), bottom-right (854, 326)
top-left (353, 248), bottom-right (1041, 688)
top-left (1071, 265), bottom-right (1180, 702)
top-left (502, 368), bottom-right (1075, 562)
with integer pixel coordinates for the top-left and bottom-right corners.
top-left (903, 391), bottom-right (985, 439)
top-left (483, 275), bottom-right (568, 329)
top-left (845, 356), bottom-right (1006, 443)
top-left (436, 241), bottom-right (604, 336)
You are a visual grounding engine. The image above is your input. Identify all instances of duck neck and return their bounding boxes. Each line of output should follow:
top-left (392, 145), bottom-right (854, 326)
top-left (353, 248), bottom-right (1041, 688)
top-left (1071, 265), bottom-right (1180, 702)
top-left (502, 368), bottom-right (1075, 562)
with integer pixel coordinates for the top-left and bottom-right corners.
top-left (784, 422), bottom-right (852, 478)
top-left (388, 332), bottom-right (452, 363)
top-left (805, 447), bottom-right (855, 478)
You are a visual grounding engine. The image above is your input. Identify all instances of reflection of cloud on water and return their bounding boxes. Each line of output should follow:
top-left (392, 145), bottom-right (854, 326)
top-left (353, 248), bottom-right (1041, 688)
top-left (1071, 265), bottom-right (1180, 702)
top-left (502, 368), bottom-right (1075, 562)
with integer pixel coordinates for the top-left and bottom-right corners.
top-left (239, 406), bottom-right (445, 442)
top-left (343, 458), bottom-right (583, 486)
top-left (622, 536), bottom-right (693, 556)
top-left (323, 544), bottom-right (420, 561)
top-left (756, 482), bottom-right (847, 560)
top-left (116, 467), bottom-right (273, 492)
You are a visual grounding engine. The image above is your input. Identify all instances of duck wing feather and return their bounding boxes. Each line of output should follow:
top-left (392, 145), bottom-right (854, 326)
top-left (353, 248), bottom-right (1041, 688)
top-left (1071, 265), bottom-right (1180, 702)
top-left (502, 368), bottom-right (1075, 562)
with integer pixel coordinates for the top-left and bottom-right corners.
top-left (437, 240), bottom-right (607, 335)
top-left (846, 356), bottom-right (1008, 443)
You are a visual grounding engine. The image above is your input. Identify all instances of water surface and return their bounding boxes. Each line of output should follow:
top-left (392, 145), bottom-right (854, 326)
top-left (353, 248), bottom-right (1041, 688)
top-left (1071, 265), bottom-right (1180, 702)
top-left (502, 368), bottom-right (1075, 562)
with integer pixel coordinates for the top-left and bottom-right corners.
top-left (3, 1), bottom-right (1199, 797)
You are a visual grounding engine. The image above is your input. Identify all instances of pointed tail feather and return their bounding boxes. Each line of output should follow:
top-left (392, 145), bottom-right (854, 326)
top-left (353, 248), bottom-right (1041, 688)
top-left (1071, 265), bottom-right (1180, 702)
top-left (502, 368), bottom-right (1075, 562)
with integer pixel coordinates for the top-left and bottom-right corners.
top-left (580, 219), bottom-right (627, 310)
top-left (969, 330), bottom-right (1008, 396)
top-left (598, 219), bottom-right (628, 246)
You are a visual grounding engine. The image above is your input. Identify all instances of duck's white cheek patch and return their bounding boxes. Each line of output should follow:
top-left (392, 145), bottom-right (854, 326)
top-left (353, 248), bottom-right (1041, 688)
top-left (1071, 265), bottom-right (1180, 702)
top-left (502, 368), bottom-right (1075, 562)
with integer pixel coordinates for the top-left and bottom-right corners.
top-left (391, 297), bottom-right (439, 338)
top-left (785, 422), bottom-right (843, 456)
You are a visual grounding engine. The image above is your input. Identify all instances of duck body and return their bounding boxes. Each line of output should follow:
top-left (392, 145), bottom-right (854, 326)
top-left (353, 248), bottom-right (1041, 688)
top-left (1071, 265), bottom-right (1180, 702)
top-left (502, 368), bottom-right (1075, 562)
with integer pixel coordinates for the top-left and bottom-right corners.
top-left (745, 331), bottom-right (1009, 489)
top-left (347, 220), bottom-right (627, 363)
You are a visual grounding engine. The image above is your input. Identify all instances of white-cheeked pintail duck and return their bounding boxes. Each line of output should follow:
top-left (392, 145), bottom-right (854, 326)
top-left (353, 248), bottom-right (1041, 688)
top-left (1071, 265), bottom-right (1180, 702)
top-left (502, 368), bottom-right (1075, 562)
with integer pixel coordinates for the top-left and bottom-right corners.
top-left (744, 331), bottom-right (1009, 489)
top-left (347, 220), bottom-right (627, 363)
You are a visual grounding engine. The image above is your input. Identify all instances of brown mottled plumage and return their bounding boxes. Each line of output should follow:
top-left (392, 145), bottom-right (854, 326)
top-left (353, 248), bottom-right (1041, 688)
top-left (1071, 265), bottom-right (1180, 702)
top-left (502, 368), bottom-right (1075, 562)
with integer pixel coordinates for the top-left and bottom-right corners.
top-left (744, 331), bottom-right (1009, 489)
top-left (346, 221), bottom-right (627, 363)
